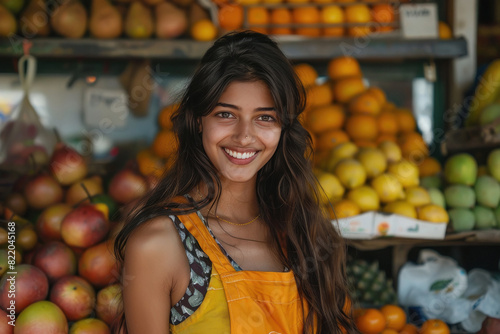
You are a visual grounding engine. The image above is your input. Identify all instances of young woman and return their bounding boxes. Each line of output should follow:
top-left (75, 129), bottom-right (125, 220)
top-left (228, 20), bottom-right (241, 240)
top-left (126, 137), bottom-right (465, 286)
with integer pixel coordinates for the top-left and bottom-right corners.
top-left (114, 30), bottom-right (357, 334)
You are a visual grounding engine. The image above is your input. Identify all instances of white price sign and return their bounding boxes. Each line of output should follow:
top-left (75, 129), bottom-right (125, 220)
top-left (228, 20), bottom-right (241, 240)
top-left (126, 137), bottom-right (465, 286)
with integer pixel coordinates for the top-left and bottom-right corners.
top-left (400, 3), bottom-right (439, 39)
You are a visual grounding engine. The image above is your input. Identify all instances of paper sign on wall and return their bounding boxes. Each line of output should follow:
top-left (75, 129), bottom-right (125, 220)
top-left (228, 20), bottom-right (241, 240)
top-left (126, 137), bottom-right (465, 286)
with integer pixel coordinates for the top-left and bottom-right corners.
top-left (400, 3), bottom-right (439, 39)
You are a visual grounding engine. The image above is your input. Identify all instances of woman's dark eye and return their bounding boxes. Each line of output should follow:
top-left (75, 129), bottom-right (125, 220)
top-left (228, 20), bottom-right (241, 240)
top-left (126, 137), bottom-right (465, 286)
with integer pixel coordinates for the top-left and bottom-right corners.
top-left (259, 115), bottom-right (275, 122)
top-left (217, 112), bottom-right (232, 118)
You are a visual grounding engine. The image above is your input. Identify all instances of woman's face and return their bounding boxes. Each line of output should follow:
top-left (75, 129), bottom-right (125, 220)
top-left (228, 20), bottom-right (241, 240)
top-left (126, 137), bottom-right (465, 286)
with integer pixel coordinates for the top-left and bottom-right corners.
top-left (201, 80), bottom-right (281, 184)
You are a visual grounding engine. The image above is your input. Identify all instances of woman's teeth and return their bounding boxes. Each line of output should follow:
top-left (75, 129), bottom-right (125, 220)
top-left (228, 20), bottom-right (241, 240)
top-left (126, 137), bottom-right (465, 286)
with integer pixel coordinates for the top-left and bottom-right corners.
top-left (224, 148), bottom-right (256, 159)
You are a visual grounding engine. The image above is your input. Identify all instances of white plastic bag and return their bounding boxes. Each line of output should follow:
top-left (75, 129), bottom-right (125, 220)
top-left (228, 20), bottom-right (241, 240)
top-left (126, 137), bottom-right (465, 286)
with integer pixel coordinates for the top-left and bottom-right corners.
top-left (398, 249), bottom-right (500, 332)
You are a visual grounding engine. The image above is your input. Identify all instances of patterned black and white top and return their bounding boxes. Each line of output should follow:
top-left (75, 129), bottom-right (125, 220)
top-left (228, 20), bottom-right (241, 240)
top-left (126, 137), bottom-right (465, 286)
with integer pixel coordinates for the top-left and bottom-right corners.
top-left (169, 209), bottom-right (242, 325)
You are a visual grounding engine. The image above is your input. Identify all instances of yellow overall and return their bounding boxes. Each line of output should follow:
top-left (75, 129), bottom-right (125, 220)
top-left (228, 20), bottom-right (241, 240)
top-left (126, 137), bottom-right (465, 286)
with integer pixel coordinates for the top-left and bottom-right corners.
top-left (170, 212), bottom-right (307, 334)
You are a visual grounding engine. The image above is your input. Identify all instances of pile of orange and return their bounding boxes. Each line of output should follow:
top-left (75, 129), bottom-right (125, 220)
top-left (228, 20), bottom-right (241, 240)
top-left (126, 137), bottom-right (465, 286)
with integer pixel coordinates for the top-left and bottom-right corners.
top-left (215, 2), bottom-right (401, 37)
top-left (136, 103), bottom-right (179, 178)
top-left (354, 305), bottom-right (450, 334)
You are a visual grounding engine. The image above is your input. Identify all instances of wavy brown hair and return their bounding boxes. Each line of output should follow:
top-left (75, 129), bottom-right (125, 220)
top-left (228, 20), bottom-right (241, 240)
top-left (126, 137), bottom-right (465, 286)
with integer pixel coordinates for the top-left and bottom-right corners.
top-left (114, 30), bottom-right (358, 334)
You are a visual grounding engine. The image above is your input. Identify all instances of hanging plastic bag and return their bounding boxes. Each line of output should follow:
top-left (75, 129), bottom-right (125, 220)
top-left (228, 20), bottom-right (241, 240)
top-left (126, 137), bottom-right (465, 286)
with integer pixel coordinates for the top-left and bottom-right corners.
top-left (0, 52), bottom-right (57, 172)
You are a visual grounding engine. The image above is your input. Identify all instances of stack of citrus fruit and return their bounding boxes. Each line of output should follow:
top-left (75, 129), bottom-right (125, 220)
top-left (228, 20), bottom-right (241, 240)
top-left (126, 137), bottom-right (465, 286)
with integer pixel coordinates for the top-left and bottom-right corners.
top-left (354, 305), bottom-right (450, 334)
top-left (135, 104), bottom-right (179, 179)
top-left (216, 1), bottom-right (398, 37)
top-left (302, 56), bottom-right (449, 224)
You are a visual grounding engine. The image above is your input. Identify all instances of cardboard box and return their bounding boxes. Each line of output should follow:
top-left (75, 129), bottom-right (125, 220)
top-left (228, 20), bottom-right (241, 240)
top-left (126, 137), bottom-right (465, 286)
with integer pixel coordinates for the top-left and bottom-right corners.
top-left (334, 212), bottom-right (447, 240)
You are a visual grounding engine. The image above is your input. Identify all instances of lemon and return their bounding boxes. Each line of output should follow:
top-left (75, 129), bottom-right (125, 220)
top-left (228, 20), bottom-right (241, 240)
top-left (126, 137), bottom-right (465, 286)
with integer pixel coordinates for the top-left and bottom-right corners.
top-left (378, 140), bottom-right (402, 163)
top-left (190, 19), bottom-right (218, 42)
top-left (355, 147), bottom-right (387, 179)
top-left (371, 173), bottom-right (404, 203)
top-left (388, 159), bottom-right (420, 188)
top-left (331, 199), bottom-right (361, 219)
top-left (315, 170), bottom-right (345, 204)
top-left (347, 186), bottom-right (380, 212)
top-left (417, 204), bottom-right (449, 223)
top-left (334, 158), bottom-right (367, 189)
top-left (322, 141), bottom-right (358, 172)
top-left (405, 186), bottom-right (431, 207)
top-left (383, 200), bottom-right (417, 219)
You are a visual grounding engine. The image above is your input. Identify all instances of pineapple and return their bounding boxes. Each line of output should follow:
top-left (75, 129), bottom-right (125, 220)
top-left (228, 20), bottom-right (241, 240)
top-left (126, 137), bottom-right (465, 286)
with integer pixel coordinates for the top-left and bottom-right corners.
top-left (347, 258), bottom-right (398, 306)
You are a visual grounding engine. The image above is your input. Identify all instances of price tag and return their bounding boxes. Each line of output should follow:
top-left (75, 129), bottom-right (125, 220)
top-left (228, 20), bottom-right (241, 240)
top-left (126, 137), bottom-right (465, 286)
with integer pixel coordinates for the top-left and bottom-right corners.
top-left (83, 88), bottom-right (128, 129)
top-left (400, 3), bottom-right (439, 39)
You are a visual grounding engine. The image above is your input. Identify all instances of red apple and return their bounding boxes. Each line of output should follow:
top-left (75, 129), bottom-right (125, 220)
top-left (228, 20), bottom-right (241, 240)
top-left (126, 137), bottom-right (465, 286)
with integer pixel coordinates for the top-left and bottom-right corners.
top-left (36, 203), bottom-right (72, 242)
top-left (61, 204), bottom-right (110, 248)
top-left (69, 317), bottom-right (110, 334)
top-left (108, 168), bottom-right (148, 204)
top-left (4, 192), bottom-right (27, 216)
top-left (78, 241), bottom-right (118, 288)
top-left (0, 264), bottom-right (49, 313)
top-left (96, 283), bottom-right (121, 326)
top-left (15, 301), bottom-right (68, 334)
top-left (49, 143), bottom-right (88, 186)
top-left (23, 173), bottom-right (64, 210)
top-left (32, 241), bottom-right (77, 283)
top-left (66, 175), bottom-right (104, 206)
top-left (0, 308), bottom-right (13, 333)
top-left (49, 275), bottom-right (96, 321)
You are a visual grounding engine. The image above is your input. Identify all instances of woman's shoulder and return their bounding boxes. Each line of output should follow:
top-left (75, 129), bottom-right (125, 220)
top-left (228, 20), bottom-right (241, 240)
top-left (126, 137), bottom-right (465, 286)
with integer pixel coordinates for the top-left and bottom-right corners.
top-left (124, 215), bottom-right (184, 266)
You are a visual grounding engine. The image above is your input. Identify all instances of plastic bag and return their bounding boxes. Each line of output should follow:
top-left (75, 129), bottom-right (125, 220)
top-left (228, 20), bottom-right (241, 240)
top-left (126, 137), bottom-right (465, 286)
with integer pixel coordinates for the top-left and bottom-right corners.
top-left (398, 249), bottom-right (500, 332)
top-left (0, 54), bottom-right (57, 171)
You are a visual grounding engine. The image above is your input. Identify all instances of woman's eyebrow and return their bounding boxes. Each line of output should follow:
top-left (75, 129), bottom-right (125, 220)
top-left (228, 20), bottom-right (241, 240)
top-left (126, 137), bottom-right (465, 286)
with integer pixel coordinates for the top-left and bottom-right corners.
top-left (215, 103), bottom-right (276, 112)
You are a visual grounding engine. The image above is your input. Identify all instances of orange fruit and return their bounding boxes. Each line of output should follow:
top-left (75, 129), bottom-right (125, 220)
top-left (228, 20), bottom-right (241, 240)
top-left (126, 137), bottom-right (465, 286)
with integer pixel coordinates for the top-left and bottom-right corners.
top-left (152, 130), bottom-right (178, 158)
top-left (235, 0), bottom-right (260, 5)
top-left (380, 305), bottom-right (407, 331)
top-left (354, 140), bottom-right (377, 148)
top-left (191, 19), bottom-right (218, 41)
top-left (345, 114), bottom-right (378, 142)
top-left (372, 4), bottom-right (395, 32)
top-left (345, 4), bottom-right (371, 37)
top-left (399, 323), bottom-right (418, 334)
top-left (327, 56), bottom-right (362, 81)
top-left (332, 77), bottom-right (366, 104)
top-left (294, 63), bottom-right (318, 88)
top-left (305, 104), bottom-right (345, 134)
top-left (270, 8), bottom-right (292, 35)
top-left (331, 199), bottom-right (360, 218)
top-left (394, 108), bottom-right (416, 133)
top-left (136, 149), bottom-right (165, 177)
top-left (439, 21), bottom-right (452, 39)
top-left (348, 90), bottom-right (382, 116)
top-left (306, 83), bottom-right (334, 109)
top-left (321, 5), bottom-right (344, 37)
top-left (418, 156), bottom-right (442, 177)
top-left (355, 308), bottom-right (386, 334)
top-left (366, 86), bottom-right (386, 105)
top-left (376, 134), bottom-right (397, 144)
top-left (398, 131), bottom-right (429, 163)
top-left (247, 7), bottom-right (269, 34)
top-left (287, 0), bottom-right (309, 3)
top-left (377, 110), bottom-right (399, 135)
top-left (292, 6), bottom-right (321, 37)
top-left (158, 103), bottom-right (178, 130)
top-left (380, 329), bottom-right (399, 334)
top-left (218, 4), bottom-right (244, 31)
top-left (316, 129), bottom-right (350, 151)
top-left (419, 319), bottom-right (450, 334)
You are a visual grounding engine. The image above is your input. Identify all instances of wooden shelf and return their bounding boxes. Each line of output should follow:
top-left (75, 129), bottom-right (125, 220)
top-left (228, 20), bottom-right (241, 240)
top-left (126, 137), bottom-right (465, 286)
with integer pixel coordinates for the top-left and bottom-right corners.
top-left (0, 36), bottom-right (468, 60)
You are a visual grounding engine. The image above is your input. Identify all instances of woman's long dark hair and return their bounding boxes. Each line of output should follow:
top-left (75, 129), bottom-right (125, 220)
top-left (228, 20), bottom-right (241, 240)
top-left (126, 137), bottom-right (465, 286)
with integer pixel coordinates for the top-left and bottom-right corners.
top-left (114, 30), bottom-right (357, 334)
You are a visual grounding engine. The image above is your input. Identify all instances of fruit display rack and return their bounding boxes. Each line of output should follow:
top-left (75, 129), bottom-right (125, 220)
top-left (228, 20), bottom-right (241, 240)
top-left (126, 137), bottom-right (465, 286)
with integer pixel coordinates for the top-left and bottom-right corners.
top-left (0, 36), bottom-right (467, 60)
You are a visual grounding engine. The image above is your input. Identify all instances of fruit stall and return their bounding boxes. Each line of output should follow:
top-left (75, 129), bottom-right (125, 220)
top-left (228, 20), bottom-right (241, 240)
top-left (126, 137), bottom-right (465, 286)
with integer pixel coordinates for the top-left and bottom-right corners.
top-left (0, 0), bottom-right (499, 333)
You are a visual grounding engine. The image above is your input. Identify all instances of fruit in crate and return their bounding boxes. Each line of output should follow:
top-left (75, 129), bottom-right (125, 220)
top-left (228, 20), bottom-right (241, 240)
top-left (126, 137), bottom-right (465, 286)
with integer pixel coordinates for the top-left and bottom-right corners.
top-left (49, 143), bottom-right (88, 186)
top-left (49, 275), bottom-right (96, 321)
top-left (444, 153), bottom-right (477, 186)
top-left (78, 241), bottom-right (119, 288)
top-left (23, 172), bottom-right (64, 210)
top-left (347, 258), bottom-right (397, 306)
top-left (488, 148), bottom-right (500, 182)
top-left (65, 175), bottom-right (105, 206)
top-left (32, 241), bottom-right (77, 283)
top-left (95, 283), bottom-right (122, 326)
top-left (69, 318), bottom-right (110, 333)
top-left (61, 203), bottom-right (110, 248)
top-left (36, 203), bottom-right (72, 242)
top-left (108, 166), bottom-right (148, 204)
top-left (474, 175), bottom-right (500, 208)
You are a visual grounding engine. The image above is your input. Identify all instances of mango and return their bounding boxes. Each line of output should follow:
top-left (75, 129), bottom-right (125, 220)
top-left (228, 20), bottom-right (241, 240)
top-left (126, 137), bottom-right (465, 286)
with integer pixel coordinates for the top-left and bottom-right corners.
top-left (449, 208), bottom-right (475, 232)
top-left (444, 185), bottom-right (475, 209)
top-left (444, 153), bottom-right (477, 186)
top-left (427, 187), bottom-right (446, 208)
top-left (475, 175), bottom-right (500, 208)
top-left (473, 206), bottom-right (497, 230)
top-left (488, 149), bottom-right (500, 182)
top-left (420, 175), bottom-right (443, 189)
top-left (467, 59), bottom-right (500, 126)
top-left (495, 206), bottom-right (500, 226)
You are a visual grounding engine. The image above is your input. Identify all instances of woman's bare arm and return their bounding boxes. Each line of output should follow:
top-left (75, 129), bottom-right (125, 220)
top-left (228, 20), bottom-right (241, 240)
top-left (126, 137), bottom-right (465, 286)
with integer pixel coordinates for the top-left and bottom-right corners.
top-left (121, 216), bottom-right (188, 333)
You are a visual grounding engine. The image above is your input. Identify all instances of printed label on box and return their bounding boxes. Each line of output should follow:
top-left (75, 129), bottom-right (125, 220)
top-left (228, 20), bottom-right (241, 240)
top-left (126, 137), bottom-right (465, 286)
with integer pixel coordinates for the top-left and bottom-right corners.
top-left (400, 3), bottom-right (439, 39)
